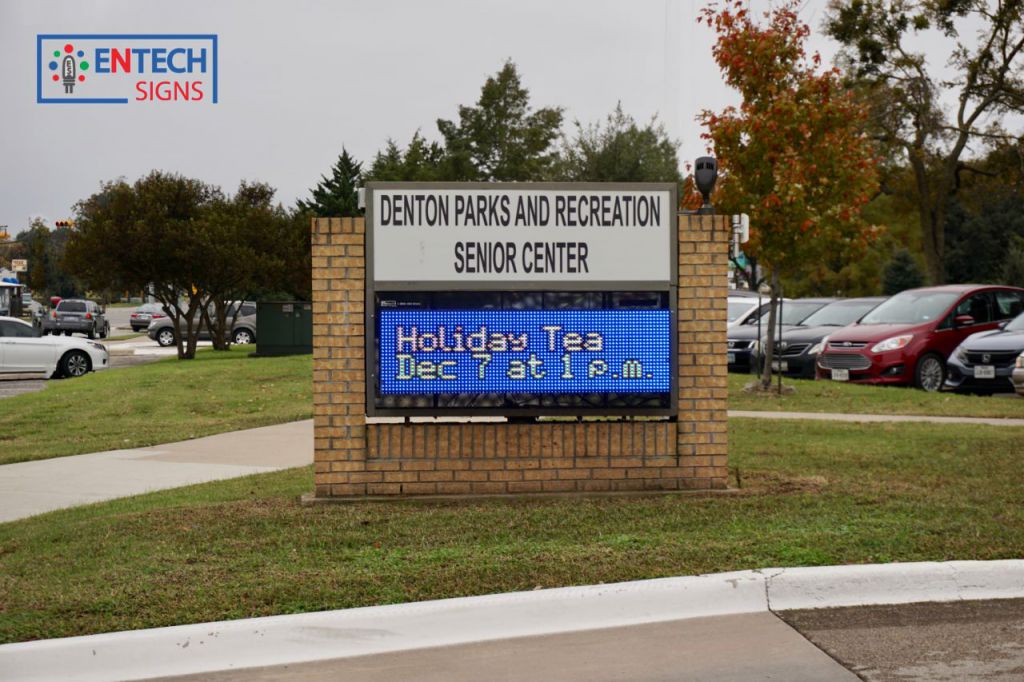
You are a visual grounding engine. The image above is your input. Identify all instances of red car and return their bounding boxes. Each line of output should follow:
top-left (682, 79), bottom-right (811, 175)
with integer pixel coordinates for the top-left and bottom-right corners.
top-left (816, 284), bottom-right (1024, 391)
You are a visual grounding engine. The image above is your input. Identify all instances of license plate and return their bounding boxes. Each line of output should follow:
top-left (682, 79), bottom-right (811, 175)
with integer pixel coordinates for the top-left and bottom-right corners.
top-left (831, 369), bottom-right (850, 381)
top-left (974, 365), bottom-right (996, 379)
top-left (772, 360), bottom-right (788, 372)
top-left (138, 314), bottom-right (151, 320)
top-left (727, 352), bottom-right (736, 363)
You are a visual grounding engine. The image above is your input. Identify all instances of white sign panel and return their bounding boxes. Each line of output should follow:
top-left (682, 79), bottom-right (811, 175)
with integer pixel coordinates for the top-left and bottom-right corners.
top-left (11, 259), bottom-right (27, 273)
top-left (370, 185), bottom-right (674, 283)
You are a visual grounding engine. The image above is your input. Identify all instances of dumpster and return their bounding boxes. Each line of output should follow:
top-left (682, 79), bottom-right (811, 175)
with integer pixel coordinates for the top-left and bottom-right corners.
top-left (255, 301), bottom-right (313, 356)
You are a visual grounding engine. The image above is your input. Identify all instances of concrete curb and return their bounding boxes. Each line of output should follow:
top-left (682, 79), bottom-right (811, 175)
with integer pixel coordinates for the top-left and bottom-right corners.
top-left (1, 560), bottom-right (1022, 682)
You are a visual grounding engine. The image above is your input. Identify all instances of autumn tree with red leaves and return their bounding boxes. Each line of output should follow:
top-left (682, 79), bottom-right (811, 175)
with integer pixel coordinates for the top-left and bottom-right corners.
top-left (700, 0), bottom-right (880, 390)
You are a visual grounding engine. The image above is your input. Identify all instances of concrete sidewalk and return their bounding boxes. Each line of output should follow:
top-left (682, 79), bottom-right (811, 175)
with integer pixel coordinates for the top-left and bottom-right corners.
top-left (729, 409), bottom-right (1024, 427)
top-left (158, 614), bottom-right (857, 682)
top-left (0, 420), bottom-right (312, 523)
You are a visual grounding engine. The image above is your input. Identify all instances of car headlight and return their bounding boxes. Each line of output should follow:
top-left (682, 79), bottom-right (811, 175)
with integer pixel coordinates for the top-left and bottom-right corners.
top-left (1016, 352), bottom-right (1024, 369)
top-left (751, 339), bottom-right (761, 355)
top-left (954, 345), bottom-right (968, 364)
top-left (870, 335), bottom-right (914, 353)
top-left (88, 342), bottom-right (107, 352)
top-left (808, 336), bottom-right (829, 356)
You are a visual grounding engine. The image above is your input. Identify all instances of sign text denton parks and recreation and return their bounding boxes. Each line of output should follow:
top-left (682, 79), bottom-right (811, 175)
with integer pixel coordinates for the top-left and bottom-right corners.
top-left (370, 187), bottom-right (673, 283)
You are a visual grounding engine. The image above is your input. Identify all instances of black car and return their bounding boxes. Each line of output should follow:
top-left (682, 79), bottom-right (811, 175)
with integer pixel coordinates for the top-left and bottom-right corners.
top-left (945, 311), bottom-right (1024, 393)
top-left (771, 297), bottom-right (887, 378)
top-left (727, 298), bottom-right (835, 373)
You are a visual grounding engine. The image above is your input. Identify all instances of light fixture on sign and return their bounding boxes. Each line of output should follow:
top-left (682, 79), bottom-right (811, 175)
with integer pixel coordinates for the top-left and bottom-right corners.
top-left (61, 54), bottom-right (77, 93)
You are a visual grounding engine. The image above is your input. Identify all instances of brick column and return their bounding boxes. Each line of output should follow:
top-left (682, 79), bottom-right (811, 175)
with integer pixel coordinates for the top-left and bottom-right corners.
top-left (677, 214), bottom-right (730, 489)
top-left (312, 217), bottom-right (367, 497)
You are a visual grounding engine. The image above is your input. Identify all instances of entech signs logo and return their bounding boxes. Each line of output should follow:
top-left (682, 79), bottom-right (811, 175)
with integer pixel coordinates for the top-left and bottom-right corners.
top-left (36, 34), bottom-right (218, 104)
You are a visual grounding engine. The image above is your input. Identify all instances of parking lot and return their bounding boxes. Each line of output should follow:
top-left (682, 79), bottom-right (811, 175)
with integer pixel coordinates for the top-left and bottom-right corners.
top-left (0, 335), bottom-right (212, 400)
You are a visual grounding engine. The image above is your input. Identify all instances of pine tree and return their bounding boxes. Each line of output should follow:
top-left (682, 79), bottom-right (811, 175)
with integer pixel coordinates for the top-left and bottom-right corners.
top-left (1003, 238), bottom-right (1024, 290)
top-left (882, 248), bottom-right (925, 295)
top-left (297, 148), bottom-right (362, 217)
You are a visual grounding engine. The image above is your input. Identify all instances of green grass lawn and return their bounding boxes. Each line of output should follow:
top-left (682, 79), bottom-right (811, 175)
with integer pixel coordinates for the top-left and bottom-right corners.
top-left (728, 373), bottom-right (1024, 418)
top-left (2, 418), bottom-right (1022, 643)
top-left (0, 348), bottom-right (312, 465)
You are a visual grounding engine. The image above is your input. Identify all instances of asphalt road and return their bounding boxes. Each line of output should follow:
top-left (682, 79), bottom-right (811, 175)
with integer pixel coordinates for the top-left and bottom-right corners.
top-left (103, 305), bottom-right (138, 331)
top-left (781, 599), bottom-right (1024, 681)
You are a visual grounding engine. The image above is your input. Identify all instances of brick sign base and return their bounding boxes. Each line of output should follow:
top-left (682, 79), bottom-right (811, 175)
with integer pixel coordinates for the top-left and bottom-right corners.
top-left (311, 215), bottom-right (729, 497)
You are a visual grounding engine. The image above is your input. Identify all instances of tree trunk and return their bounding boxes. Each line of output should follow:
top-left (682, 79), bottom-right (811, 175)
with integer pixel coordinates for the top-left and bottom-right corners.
top-left (909, 150), bottom-right (946, 284)
top-left (175, 294), bottom-right (203, 360)
top-left (200, 301), bottom-right (230, 351)
top-left (758, 271), bottom-right (781, 390)
top-left (918, 202), bottom-right (946, 285)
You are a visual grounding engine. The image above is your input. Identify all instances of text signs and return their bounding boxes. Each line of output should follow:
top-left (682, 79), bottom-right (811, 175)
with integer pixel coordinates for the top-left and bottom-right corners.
top-left (370, 185), bottom-right (674, 283)
top-left (378, 309), bottom-right (671, 394)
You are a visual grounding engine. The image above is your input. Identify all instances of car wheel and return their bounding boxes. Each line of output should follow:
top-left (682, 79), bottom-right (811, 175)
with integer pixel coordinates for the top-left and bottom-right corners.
top-left (915, 353), bottom-right (946, 392)
top-left (87, 326), bottom-right (96, 340)
top-left (60, 350), bottom-right (91, 378)
top-left (233, 328), bottom-right (254, 345)
top-left (63, 330), bottom-right (72, 337)
top-left (99, 324), bottom-right (108, 339)
top-left (156, 328), bottom-right (176, 347)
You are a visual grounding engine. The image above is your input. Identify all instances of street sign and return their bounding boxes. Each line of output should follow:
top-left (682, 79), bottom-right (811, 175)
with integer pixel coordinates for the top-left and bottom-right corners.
top-left (11, 259), bottom-right (27, 273)
top-left (368, 183), bottom-right (676, 285)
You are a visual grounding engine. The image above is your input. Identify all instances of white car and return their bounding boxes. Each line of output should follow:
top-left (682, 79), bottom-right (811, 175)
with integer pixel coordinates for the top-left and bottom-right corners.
top-left (0, 316), bottom-right (109, 378)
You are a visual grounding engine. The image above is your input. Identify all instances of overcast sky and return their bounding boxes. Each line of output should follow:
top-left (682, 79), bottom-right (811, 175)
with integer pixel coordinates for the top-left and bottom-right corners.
top-left (0, 0), bottom-right (990, 233)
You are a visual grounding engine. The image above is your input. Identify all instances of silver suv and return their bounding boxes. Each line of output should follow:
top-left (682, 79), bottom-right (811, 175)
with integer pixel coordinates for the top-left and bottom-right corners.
top-left (147, 301), bottom-right (257, 347)
top-left (43, 299), bottom-right (110, 339)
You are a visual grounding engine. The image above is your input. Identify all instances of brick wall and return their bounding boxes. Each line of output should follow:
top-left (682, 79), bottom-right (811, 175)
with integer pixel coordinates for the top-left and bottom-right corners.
top-left (312, 214), bottom-right (728, 498)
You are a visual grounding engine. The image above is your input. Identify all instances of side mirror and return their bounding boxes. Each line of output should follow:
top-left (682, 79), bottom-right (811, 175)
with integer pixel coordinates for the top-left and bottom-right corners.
top-left (953, 314), bottom-right (975, 327)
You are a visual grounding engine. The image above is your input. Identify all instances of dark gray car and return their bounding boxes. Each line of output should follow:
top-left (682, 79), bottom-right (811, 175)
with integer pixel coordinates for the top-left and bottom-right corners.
top-left (42, 299), bottom-right (110, 339)
top-left (147, 301), bottom-right (257, 347)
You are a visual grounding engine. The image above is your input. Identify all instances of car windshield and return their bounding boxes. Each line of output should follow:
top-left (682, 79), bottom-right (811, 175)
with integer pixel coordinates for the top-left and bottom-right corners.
top-left (1006, 312), bottom-right (1024, 332)
top-left (780, 301), bottom-right (828, 325)
top-left (798, 300), bottom-right (882, 327)
top-left (728, 300), bottom-right (756, 322)
top-left (860, 291), bottom-right (959, 325)
top-left (860, 290), bottom-right (962, 325)
top-left (57, 301), bottom-right (86, 313)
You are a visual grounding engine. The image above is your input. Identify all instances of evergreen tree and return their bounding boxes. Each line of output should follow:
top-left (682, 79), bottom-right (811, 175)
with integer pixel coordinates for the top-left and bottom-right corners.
top-left (365, 133), bottom-right (445, 181)
top-left (558, 103), bottom-right (681, 183)
top-left (882, 248), bottom-right (925, 295)
top-left (297, 148), bottom-right (362, 217)
top-left (1003, 237), bottom-right (1024, 290)
top-left (436, 61), bottom-right (563, 181)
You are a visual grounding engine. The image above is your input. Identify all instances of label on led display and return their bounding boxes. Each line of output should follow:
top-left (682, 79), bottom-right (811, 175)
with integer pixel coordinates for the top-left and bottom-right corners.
top-left (378, 309), bottom-right (671, 395)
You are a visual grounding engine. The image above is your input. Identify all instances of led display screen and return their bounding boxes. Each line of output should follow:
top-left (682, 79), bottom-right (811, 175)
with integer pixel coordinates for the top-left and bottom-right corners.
top-left (378, 309), bottom-right (671, 395)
